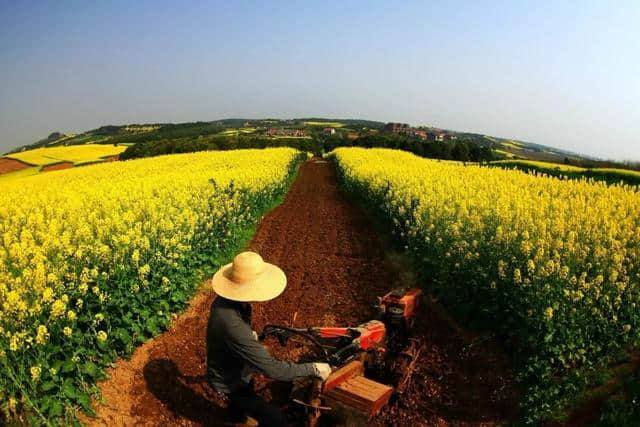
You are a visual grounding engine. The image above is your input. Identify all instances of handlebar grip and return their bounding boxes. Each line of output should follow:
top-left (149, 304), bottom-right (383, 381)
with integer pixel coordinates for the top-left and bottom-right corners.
top-left (330, 342), bottom-right (359, 366)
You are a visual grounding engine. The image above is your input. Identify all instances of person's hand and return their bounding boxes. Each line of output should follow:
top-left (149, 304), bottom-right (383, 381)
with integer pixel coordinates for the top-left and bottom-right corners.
top-left (312, 363), bottom-right (332, 380)
top-left (252, 330), bottom-right (258, 341)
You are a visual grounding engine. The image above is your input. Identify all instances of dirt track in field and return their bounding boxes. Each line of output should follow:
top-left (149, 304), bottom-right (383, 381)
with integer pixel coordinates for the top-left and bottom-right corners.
top-left (42, 161), bottom-right (74, 172)
top-left (0, 157), bottom-right (30, 175)
top-left (89, 159), bottom-right (517, 426)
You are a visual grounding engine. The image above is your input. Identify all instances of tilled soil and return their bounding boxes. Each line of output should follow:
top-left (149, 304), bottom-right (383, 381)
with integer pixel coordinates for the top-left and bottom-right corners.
top-left (0, 157), bottom-right (30, 175)
top-left (42, 161), bottom-right (74, 172)
top-left (89, 159), bottom-right (517, 426)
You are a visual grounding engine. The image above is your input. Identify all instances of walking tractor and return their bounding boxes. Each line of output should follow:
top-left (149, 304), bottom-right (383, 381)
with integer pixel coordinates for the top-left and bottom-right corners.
top-left (259, 288), bottom-right (423, 426)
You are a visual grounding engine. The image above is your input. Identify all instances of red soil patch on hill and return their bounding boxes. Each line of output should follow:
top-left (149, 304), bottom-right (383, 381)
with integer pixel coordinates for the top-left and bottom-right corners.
top-left (88, 159), bottom-right (517, 426)
top-left (42, 162), bottom-right (74, 172)
top-left (0, 157), bottom-right (30, 175)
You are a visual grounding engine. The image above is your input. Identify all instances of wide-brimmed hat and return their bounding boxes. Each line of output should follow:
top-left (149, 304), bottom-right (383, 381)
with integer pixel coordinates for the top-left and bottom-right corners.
top-left (211, 251), bottom-right (286, 302)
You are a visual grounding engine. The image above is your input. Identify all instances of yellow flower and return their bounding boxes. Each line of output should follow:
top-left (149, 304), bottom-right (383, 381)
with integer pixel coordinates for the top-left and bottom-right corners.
top-left (63, 327), bottom-right (73, 337)
top-left (5, 291), bottom-right (21, 309)
top-left (50, 299), bottom-right (66, 318)
top-left (42, 287), bottom-right (54, 302)
top-left (9, 336), bottom-right (19, 352)
top-left (513, 268), bottom-right (522, 284)
top-left (67, 310), bottom-right (77, 321)
top-left (138, 264), bottom-right (151, 279)
top-left (30, 365), bottom-right (41, 381)
top-left (498, 260), bottom-right (507, 279)
top-left (544, 307), bottom-right (554, 321)
top-left (131, 249), bottom-right (140, 263)
top-left (96, 331), bottom-right (108, 342)
top-left (35, 325), bottom-right (49, 345)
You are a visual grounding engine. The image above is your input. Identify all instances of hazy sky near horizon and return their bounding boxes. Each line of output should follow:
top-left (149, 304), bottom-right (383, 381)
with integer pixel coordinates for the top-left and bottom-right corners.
top-left (1, 1), bottom-right (638, 159)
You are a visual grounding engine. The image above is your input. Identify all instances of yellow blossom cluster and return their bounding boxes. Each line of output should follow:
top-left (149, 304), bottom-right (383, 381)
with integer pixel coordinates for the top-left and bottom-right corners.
top-left (0, 148), bottom-right (301, 418)
top-left (333, 147), bottom-right (640, 419)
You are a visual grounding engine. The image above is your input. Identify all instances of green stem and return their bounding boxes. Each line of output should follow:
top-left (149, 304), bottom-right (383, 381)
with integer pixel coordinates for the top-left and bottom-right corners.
top-left (1, 357), bottom-right (50, 426)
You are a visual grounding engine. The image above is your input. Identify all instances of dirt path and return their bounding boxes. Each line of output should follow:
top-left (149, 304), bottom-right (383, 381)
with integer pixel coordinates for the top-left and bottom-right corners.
top-left (0, 157), bottom-right (30, 175)
top-left (89, 159), bottom-right (517, 426)
top-left (42, 161), bottom-right (74, 172)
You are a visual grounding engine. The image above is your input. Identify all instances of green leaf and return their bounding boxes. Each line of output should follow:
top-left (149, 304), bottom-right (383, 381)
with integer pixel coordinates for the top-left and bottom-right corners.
top-left (40, 396), bottom-right (51, 411)
top-left (62, 379), bottom-right (76, 399)
top-left (77, 391), bottom-right (92, 412)
top-left (82, 361), bottom-right (99, 378)
top-left (42, 381), bottom-right (57, 392)
top-left (116, 328), bottom-right (132, 345)
top-left (62, 359), bottom-right (75, 373)
top-left (146, 317), bottom-right (159, 335)
top-left (50, 400), bottom-right (64, 417)
top-left (135, 332), bottom-right (148, 344)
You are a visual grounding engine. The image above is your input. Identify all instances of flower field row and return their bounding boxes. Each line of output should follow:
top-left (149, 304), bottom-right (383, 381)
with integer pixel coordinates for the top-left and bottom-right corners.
top-left (5, 144), bottom-right (127, 166)
top-left (492, 159), bottom-right (640, 187)
top-left (0, 148), bottom-right (302, 423)
top-left (332, 147), bottom-right (640, 422)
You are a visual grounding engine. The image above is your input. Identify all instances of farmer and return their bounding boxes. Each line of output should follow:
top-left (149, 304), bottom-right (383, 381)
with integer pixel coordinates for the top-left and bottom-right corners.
top-left (207, 251), bottom-right (332, 426)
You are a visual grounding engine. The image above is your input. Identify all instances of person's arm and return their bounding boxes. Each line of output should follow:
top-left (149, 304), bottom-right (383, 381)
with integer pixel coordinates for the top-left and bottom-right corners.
top-left (223, 313), bottom-right (317, 381)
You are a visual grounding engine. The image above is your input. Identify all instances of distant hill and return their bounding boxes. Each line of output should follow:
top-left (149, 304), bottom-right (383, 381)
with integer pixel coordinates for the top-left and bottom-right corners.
top-left (1, 118), bottom-right (597, 166)
top-left (447, 132), bottom-right (588, 163)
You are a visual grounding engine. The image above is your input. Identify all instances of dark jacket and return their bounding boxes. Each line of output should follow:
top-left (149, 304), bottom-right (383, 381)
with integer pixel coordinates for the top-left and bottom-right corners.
top-left (206, 297), bottom-right (316, 395)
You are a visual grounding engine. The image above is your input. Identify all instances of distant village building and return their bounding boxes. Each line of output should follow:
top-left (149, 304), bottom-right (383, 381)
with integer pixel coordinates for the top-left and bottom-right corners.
top-left (411, 130), bottom-right (428, 140)
top-left (427, 132), bottom-right (445, 142)
top-left (384, 122), bottom-right (452, 142)
top-left (384, 123), bottom-right (410, 134)
top-left (323, 127), bottom-right (336, 136)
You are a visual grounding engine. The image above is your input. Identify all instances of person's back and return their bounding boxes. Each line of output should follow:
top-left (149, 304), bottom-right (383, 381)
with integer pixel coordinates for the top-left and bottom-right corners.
top-left (207, 297), bottom-right (252, 395)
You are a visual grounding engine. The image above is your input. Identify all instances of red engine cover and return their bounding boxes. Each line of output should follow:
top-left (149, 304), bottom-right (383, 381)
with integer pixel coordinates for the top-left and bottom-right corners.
top-left (354, 320), bottom-right (386, 349)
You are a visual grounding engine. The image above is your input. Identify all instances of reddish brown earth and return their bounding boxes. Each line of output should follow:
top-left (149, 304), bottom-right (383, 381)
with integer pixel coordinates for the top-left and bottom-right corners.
top-left (42, 161), bottom-right (74, 172)
top-left (103, 155), bottom-right (120, 162)
top-left (88, 159), bottom-right (517, 426)
top-left (0, 157), bottom-right (30, 174)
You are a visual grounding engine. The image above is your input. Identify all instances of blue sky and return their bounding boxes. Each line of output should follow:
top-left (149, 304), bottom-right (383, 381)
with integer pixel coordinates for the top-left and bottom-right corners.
top-left (1, 1), bottom-right (638, 159)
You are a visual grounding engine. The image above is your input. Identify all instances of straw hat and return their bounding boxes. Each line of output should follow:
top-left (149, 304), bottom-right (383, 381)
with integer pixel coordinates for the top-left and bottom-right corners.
top-left (211, 251), bottom-right (286, 302)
